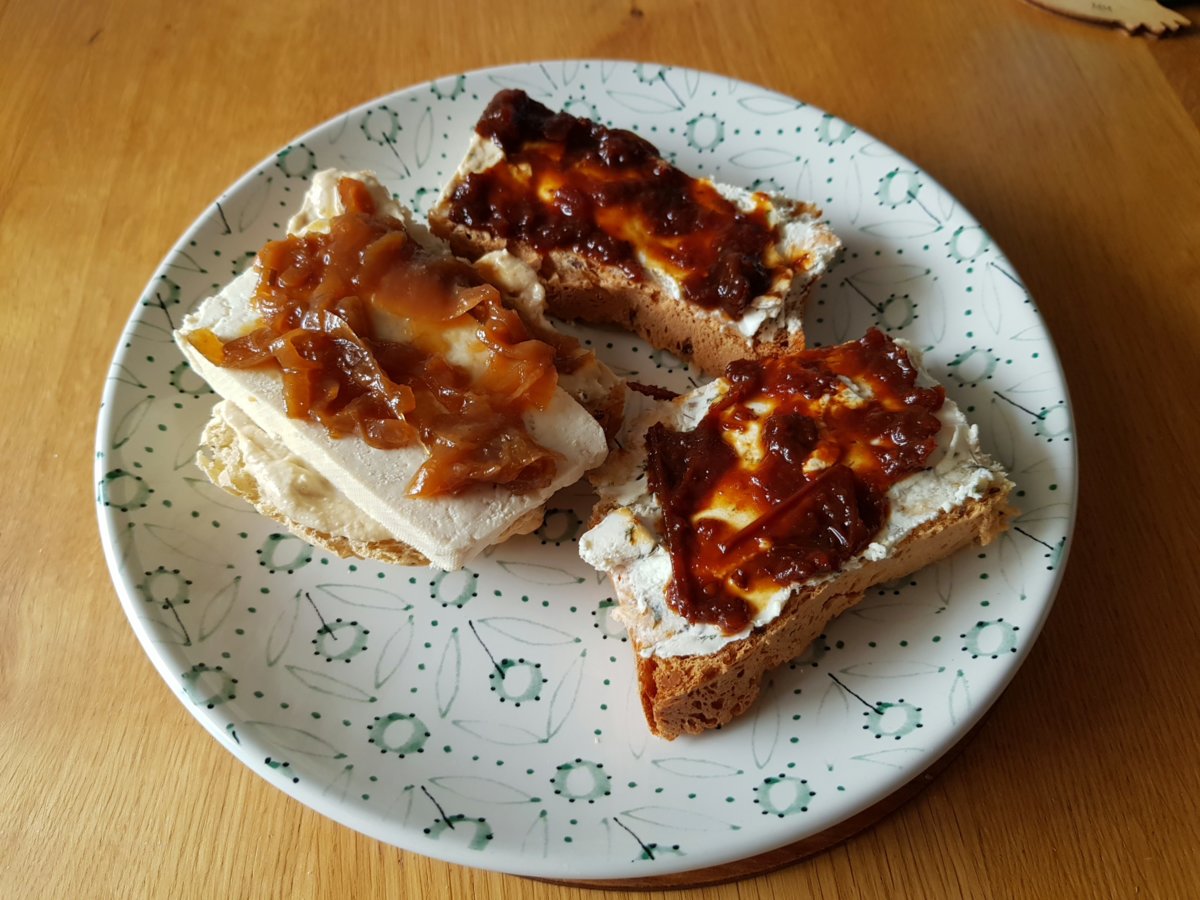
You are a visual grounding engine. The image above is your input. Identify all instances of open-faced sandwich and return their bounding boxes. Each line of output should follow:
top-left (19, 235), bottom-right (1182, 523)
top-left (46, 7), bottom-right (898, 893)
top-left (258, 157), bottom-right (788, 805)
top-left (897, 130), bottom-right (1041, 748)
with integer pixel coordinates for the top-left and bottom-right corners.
top-left (579, 329), bottom-right (1014, 738)
top-left (173, 170), bottom-right (619, 571)
top-left (430, 89), bottom-right (842, 375)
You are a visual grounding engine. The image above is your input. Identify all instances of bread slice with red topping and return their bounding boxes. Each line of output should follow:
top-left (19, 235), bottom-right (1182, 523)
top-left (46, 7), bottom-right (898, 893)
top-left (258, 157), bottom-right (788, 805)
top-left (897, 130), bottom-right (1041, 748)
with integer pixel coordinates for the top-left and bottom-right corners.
top-left (429, 90), bottom-right (842, 376)
top-left (578, 330), bottom-right (1014, 738)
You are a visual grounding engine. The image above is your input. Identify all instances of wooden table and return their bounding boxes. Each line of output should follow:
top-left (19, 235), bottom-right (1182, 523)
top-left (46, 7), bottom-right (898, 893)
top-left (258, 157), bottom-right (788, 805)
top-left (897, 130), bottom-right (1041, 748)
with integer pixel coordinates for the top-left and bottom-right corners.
top-left (4, 0), bottom-right (1199, 896)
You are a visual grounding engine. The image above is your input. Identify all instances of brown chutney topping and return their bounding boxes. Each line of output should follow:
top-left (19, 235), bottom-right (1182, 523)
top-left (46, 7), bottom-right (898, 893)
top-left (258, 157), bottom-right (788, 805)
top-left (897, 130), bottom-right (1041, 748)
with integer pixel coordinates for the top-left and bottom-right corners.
top-left (189, 177), bottom-right (564, 498)
top-left (442, 89), bottom-right (783, 321)
top-left (644, 329), bottom-right (947, 634)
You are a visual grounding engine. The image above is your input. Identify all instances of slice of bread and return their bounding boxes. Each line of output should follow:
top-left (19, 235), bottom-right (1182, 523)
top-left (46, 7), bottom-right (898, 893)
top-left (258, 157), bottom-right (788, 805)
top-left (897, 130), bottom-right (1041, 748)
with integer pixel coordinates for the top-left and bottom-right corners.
top-left (174, 170), bottom-right (610, 571)
top-left (630, 493), bottom-right (1009, 738)
top-left (429, 90), bottom-right (842, 376)
top-left (579, 331), bottom-right (1015, 739)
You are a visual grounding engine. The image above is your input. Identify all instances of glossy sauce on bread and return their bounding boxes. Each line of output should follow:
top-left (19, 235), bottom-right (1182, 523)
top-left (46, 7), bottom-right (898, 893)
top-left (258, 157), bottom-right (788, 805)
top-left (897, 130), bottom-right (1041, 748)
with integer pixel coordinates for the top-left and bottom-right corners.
top-left (441, 89), bottom-right (789, 321)
top-left (645, 329), bottom-right (946, 632)
top-left (187, 177), bottom-right (564, 498)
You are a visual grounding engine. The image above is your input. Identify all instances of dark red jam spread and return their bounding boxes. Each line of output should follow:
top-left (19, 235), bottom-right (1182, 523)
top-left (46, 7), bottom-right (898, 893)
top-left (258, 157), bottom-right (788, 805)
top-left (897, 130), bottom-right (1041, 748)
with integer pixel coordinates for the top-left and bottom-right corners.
top-left (644, 329), bottom-right (946, 633)
top-left (443, 89), bottom-right (787, 320)
top-left (191, 177), bottom-right (563, 498)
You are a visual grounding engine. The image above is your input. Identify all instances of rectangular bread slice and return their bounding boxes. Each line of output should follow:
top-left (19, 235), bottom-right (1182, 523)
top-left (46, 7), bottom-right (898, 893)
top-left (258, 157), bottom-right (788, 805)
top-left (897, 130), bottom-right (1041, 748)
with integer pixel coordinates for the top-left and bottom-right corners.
top-left (173, 169), bottom-right (610, 571)
top-left (578, 330), bottom-right (1014, 738)
top-left (429, 89), bottom-right (842, 376)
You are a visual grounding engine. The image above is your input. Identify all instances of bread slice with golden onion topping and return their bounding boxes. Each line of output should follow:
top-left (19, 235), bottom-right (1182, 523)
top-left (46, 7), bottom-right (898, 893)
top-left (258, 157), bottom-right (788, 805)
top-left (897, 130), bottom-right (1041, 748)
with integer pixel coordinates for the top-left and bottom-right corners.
top-left (174, 170), bottom-right (615, 571)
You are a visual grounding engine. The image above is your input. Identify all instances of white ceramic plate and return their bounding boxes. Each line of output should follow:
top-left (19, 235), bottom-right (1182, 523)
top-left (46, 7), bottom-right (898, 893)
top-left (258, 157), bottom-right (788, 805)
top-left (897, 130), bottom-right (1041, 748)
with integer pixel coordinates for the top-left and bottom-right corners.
top-left (96, 61), bottom-right (1076, 881)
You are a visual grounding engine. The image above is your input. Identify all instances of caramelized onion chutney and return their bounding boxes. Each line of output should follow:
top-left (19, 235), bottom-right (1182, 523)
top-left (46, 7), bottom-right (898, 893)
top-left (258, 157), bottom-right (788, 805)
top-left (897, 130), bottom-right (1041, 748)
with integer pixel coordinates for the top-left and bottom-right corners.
top-left (190, 177), bottom-right (562, 498)
top-left (645, 330), bottom-right (946, 633)
top-left (443, 89), bottom-right (780, 320)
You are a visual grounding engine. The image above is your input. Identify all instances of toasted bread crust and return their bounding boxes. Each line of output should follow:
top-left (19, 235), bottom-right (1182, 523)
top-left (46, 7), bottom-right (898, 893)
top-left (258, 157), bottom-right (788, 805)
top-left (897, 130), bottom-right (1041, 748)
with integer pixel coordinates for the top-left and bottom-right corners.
top-left (630, 485), bottom-right (1014, 739)
top-left (431, 214), bottom-right (810, 378)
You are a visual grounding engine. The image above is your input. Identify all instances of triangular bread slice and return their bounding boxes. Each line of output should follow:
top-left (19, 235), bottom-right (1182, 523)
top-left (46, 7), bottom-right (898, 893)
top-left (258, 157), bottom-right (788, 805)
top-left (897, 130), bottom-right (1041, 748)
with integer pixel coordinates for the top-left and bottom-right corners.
top-left (580, 331), bottom-right (1014, 738)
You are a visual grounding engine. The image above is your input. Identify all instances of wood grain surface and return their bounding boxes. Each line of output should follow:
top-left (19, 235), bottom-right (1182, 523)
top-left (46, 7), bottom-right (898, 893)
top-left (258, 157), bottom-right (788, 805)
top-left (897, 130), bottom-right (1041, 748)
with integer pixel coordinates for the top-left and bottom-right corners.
top-left (3, 0), bottom-right (1199, 897)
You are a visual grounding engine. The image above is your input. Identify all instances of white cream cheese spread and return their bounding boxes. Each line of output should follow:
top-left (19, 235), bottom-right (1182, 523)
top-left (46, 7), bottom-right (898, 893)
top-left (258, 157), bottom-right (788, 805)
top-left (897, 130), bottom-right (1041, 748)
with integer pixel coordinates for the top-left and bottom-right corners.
top-left (579, 342), bottom-right (1011, 658)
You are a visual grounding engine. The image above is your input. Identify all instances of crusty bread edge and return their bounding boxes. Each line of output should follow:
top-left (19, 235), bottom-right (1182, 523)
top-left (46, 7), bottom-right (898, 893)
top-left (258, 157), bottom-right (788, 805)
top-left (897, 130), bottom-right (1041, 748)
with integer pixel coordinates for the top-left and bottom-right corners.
top-left (626, 484), bottom-right (1015, 739)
